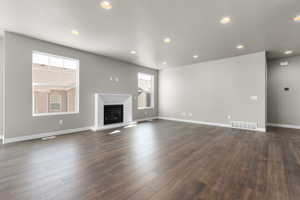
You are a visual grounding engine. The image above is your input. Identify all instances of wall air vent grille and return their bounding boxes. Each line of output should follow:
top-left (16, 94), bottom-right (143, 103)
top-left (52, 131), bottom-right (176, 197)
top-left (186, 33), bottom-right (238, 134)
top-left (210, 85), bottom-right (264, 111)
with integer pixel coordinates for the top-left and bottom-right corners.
top-left (231, 121), bottom-right (258, 130)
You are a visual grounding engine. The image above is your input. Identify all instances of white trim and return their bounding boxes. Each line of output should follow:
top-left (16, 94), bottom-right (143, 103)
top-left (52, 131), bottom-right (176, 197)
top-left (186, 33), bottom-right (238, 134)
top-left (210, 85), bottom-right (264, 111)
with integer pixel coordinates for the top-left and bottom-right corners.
top-left (94, 93), bottom-right (132, 130)
top-left (158, 116), bottom-right (266, 132)
top-left (3, 127), bottom-right (91, 144)
top-left (159, 116), bottom-right (230, 127)
top-left (138, 107), bottom-right (154, 110)
top-left (268, 123), bottom-right (300, 130)
top-left (95, 93), bottom-right (133, 97)
top-left (136, 117), bottom-right (158, 122)
top-left (33, 112), bottom-right (79, 117)
top-left (257, 128), bottom-right (267, 132)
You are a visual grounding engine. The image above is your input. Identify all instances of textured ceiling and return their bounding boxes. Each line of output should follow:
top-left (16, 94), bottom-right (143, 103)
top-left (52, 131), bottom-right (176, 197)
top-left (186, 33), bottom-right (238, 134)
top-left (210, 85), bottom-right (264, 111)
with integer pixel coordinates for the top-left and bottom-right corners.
top-left (0, 0), bottom-right (299, 69)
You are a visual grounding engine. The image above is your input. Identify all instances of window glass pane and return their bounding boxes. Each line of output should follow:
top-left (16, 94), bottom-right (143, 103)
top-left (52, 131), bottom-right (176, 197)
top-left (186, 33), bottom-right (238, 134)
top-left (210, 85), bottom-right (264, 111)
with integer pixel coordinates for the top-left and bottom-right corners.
top-left (33, 53), bottom-right (48, 65)
top-left (49, 56), bottom-right (63, 67)
top-left (138, 73), bottom-right (154, 109)
top-left (32, 51), bottom-right (79, 115)
top-left (138, 73), bottom-right (152, 81)
top-left (63, 59), bottom-right (78, 69)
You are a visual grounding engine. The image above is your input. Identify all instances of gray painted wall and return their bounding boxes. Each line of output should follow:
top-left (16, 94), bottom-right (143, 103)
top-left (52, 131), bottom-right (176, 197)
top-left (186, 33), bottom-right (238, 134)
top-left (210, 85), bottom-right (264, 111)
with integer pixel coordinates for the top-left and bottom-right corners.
top-left (0, 37), bottom-right (3, 136)
top-left (4, 32), bottom-right (158, 139)
top-left (159, 52), bottom-right (267, 129)
top-left (268, 56), bottom-right (300, 126)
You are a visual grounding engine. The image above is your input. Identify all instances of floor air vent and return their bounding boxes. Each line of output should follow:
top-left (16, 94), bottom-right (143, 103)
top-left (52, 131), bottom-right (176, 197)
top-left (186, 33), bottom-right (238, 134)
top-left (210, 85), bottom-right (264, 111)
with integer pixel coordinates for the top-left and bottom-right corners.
top-left (231, 121), bottom-right (257, 130)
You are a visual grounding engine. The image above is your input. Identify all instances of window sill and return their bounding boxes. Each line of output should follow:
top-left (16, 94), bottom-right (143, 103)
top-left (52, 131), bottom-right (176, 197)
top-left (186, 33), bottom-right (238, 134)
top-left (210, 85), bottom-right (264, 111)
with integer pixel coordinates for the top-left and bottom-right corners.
top-left (138, 107), bottom-right (154, 110)
top-left (33, 112), bottom-right (79, 117)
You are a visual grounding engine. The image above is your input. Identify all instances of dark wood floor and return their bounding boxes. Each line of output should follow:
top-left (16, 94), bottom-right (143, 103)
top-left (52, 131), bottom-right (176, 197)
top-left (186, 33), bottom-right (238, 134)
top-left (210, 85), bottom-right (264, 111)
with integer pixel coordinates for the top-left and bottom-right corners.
top-left (0, 119), bottom-right (300, 200)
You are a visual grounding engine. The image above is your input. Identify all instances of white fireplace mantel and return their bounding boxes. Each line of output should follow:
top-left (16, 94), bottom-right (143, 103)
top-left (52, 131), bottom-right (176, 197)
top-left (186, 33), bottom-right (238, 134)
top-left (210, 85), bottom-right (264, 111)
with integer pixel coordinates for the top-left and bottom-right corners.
top-left (92, 93), bottom-right (133, 131)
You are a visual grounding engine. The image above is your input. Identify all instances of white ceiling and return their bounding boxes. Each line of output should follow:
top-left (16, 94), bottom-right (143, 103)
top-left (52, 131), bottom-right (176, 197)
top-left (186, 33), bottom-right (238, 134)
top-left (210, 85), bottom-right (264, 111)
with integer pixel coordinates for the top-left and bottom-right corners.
top-left (0, 0), bottom-right (299, 69)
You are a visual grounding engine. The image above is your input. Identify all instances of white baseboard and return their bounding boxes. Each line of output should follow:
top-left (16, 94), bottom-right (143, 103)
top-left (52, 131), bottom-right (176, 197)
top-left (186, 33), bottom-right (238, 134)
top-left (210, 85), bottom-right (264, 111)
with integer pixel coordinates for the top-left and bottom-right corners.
top-left (253, 128), bottom-right (266, 132)
top-left (158, 116), bottom-right (266, 132)
top-left (4, 117), bottom-right (159, 143)
top-left (158, 116), bottom-right (230, 128)
top-left (268, 123), bottom-right (300, 130)
top-left (135, 117), bottom-right (158, 122)
top-left (3, 116), bottom-right (267, 144)
top-left (3, 127), bottom-right (91, 144)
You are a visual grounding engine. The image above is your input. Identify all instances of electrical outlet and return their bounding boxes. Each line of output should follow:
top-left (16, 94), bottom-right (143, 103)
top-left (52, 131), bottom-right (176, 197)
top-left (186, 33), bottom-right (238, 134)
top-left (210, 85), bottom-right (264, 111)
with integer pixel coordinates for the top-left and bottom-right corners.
top-left (227, 115), bottom-right (231, 119)
top-left (59, 120), bottom-right (63, 125)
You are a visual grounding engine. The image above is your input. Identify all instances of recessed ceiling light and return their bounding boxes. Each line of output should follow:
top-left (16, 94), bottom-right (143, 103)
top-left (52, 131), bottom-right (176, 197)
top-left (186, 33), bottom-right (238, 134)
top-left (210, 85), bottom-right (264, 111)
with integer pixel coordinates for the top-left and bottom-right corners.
top-left (163, 37), bottom-right (171, 44)
top-left (100, 1), bottom-right (112, 10)
top-left (294, 15), bottom-right (300, 22)
top-left (193, 54), bottom-right (199, 59)
top-left (236, 45), bottom-right (244, 49)
top-left (71, 30), bottom-right (79, 35)
top-left (284, 50), bottom-right (293, 55)
top-left (220, 16), bottom-right (231, 24)
top-left (162, 61), bottom-right (167, 65)
top-left (130, 50), bottom-right (136, 55)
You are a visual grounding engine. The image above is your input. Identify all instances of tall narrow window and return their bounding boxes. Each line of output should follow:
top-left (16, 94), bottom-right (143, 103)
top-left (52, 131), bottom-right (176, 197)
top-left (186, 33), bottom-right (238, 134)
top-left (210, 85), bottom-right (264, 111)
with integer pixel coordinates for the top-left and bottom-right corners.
top-left (137, 73), bottom-right (154, 109)
top-left (32, 51), bottom-right (79, 116)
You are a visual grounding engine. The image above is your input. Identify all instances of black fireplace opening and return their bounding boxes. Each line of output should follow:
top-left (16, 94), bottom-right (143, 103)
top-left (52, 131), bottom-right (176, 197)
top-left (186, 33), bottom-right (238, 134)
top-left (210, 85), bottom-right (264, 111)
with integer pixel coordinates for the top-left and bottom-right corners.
top-left (104, 105), bottom-right (124, 125)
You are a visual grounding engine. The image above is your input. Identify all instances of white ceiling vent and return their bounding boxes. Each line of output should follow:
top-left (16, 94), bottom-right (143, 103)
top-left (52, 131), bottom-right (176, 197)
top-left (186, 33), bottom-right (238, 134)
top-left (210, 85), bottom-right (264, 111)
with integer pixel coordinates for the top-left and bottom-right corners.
top-left (231, 121), bottom-right (258, 130)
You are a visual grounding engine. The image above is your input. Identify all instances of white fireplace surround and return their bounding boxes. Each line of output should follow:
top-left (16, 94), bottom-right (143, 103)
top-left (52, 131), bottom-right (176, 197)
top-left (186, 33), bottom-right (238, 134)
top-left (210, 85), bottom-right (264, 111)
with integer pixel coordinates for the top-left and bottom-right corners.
top-left (92, 93), bottom-right (133, 131)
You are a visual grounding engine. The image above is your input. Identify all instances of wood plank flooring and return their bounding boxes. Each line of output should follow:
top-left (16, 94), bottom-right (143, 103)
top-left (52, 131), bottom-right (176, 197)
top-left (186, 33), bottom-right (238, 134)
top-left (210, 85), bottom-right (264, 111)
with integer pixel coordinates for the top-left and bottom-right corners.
top-left (0, 119), bottom-right (300, 200)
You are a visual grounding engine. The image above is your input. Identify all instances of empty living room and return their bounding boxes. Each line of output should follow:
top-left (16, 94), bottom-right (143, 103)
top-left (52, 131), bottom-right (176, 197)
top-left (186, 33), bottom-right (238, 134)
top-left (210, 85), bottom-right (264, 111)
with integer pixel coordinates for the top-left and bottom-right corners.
top-left (1, 0), bottom-right (300, 199)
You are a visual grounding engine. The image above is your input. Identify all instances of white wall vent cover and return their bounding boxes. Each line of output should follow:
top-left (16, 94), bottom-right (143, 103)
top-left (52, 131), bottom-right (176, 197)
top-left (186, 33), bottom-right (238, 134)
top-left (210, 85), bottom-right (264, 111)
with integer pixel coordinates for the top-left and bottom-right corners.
top-left (231, 121), bottom-right (258, 130)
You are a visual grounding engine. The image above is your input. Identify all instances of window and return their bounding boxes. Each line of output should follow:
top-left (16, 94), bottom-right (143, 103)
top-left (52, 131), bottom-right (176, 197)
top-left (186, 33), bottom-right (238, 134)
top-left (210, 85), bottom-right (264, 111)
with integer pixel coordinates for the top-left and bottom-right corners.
top-left (137, 72), bottom-right (154, 109)
top-left (32, 51), bottom-right (79, 116)
top-left (49, 94), bottom-right (62, 112)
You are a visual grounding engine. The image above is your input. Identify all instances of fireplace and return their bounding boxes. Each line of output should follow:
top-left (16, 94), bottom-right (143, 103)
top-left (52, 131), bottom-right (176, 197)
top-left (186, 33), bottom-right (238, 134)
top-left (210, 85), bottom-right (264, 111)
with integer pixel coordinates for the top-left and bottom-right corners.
top-left (104, 105), bottom-right (124, 125)
top-left (93, 93), bottom-right (132, 131)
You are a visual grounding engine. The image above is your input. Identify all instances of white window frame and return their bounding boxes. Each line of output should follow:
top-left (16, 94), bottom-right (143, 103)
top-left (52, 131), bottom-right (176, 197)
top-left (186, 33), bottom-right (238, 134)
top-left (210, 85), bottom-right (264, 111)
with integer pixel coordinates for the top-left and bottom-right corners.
top-left (32, 51), bottom-right (80, 117)
top-left (137, 72), bottom-right (154, 110)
